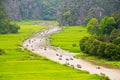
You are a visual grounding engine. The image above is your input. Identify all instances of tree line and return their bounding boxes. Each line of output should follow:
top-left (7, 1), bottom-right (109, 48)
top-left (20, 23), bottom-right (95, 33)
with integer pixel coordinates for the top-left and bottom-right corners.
top-left (58, 0), bottom-right (120, 26)
top-left (80, 13), bottom-right (120, 60)
top-left (3, 0), bottom-right (64, 21)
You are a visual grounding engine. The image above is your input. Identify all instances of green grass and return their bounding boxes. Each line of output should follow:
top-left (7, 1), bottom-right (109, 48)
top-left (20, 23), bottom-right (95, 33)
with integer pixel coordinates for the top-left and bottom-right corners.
top-left (49, 26), bottom-right (89, 52)
top-left (0, 21), bottom-right (104, 80)
top-left (12, 20), bottom-right (59, 26)
top-left (0, 60), bottom-right (102, 80)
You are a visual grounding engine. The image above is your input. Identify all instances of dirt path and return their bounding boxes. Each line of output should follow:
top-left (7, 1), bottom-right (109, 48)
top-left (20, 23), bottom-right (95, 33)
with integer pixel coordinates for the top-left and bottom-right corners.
top-left (23, 24), bottom-right (120, 80)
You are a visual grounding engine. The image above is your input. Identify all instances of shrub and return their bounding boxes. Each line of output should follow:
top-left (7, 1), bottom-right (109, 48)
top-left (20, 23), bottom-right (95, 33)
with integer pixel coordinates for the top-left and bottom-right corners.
top-left (80, 37), bottom-right (120, 60)
top-left (72, 43), bottom-right (76, 47)
top-left (113, 37), bottom-right (120, 45)
top-left (104, 43), bottom-right (120, 60)
top-left (80, 37), bottom-right (89, 53)
top-left (0, 49), bottom-right (5, 55)
top-left (97, 42), bottom-right (106, 57)
top-left (9, 24), bottom-right (20, 33)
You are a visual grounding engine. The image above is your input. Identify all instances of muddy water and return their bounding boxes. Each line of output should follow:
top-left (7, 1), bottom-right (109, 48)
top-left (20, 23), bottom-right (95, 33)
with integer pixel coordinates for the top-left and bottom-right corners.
top-left (23, 26), bottom-right (120, 80)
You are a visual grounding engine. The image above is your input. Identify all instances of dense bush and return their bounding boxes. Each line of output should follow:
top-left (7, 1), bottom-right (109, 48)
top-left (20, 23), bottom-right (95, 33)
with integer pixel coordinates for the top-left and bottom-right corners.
top-left (0, 23), bottom-right (20, 34)
top-left (80, 37), bottom-right (120, 60)
top-left (9, 24), bottom-right (20, 33)
top-left (0, 49), bottom-right (5, 55)
top-left (80, 37), bottom-right (89, 53)
top-left (112, 37), bottom-right (120, 45)
top-left (0, 0), bottom-right (20, 34)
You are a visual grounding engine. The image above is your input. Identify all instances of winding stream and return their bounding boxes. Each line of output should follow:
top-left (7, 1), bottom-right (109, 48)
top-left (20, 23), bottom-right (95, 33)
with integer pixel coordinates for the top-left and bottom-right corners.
top-left (23, 24), bottom-right (120, 80)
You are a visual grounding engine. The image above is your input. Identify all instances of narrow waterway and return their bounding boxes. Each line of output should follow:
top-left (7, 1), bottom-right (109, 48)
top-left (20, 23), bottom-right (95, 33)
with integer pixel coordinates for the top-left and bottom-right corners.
top-left (23, 24), bottom-right (120, 80)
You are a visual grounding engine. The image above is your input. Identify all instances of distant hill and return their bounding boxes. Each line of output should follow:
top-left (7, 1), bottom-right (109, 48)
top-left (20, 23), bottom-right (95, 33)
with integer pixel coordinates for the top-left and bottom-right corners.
top-left (58, 0), bottom-right (120, 26)
top-left (3, 0), bottom-right (120, 26)
top-left (3, 0), bottom-right (64, 21)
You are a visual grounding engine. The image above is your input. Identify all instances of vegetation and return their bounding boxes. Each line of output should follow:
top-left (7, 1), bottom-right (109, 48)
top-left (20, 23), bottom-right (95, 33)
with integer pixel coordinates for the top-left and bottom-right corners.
top-left (1, 0), bottom-right (120, 79)
top-left (80, 14), bottom-right (120, 60)
top-left (0, 0), bottom-right (19, 34)
top-left (0, 21), bottom-right (105, 80)
top-left (80, 37), bottom-right (120, 60)
top-left (58, 0), bottom-right (120, 26)
top-left (1, 60), bottom-right (105, 80)
top-left (4, 0), bottom-right (120, 25)
top-left (3, 0), bottom-right (64, 20)
top-left (50, 26), bottom-right (89, 52)
top-left (75, 53), bottom-right (120, 68)
top-left (0, 49), bottom-right (5, 55)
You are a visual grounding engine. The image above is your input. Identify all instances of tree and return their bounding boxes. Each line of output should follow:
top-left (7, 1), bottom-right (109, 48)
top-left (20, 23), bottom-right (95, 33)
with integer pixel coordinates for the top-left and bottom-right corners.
top-left (87, 18), bottom-right (99, 35)
top-left (112, 12), bottom-right (120, 28)
top-left (0, 0), bottom-right (19, 34)
top-left (113, 37), bottom-right (120, 45)
top-left (110, 29), bottom-right (120, 41)
top-left (0, 0), bottom-right (10, 34)
top-left (80, 15), bottom-right (120, 60)
top-left (99, 17), bottom-right (116, 35)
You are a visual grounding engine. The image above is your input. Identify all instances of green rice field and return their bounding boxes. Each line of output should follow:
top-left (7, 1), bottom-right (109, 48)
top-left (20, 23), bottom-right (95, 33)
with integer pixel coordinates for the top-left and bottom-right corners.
top-left (50, 26), bottom-right (89, 52)
top-left (0, 21), bottom-right (104, 80)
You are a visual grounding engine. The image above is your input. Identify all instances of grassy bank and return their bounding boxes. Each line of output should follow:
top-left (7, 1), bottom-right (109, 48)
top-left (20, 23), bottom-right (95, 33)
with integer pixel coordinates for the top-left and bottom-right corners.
top-left (75, 53), bottom-right (120, 69)
top-left (0, 21), bottom-right (103, 80)
top-left (50, 26), bottom-right (120, 68)
top-left (50, 26), bottom-right (89, 52)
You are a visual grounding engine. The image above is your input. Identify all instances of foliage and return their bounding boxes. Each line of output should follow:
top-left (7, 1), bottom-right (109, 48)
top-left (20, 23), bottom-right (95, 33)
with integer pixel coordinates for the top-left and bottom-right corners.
top-left (80, 37), bottom-right (120, 60)
top-left (112, 12), bottom-right (120, 28)
top-left (9, 24), bottom-right (20, 33)
top-left (0, 49), bottom-right (5, 55)
top-left (87, 17), bottom-right (117, 42)
top-left (110, 29), bottom-right (120, 41)
top-left (80, 16), bottom-right (120, 60)
top-left (58, 0), bottom-right (120, 26)
top-left (0, 1), bottom-right (19, 34)
top-left (87, 18), bottom-right (99, 35)
top-left (99, 17), bottom-right (116, 35)
top-left (113, 37), bottom-right (120, 45)
top-left (3, 0), bottom-right (64, 20)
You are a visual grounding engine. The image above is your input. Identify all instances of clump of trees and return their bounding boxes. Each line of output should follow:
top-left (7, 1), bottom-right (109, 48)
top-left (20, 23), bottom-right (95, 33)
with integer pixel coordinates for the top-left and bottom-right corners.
top-left (80, 13), bottom-right (120, 60)
top-left (0, 0), bottom-right (19, 34)
top-left (80, 37), bottom-right (120, 60)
